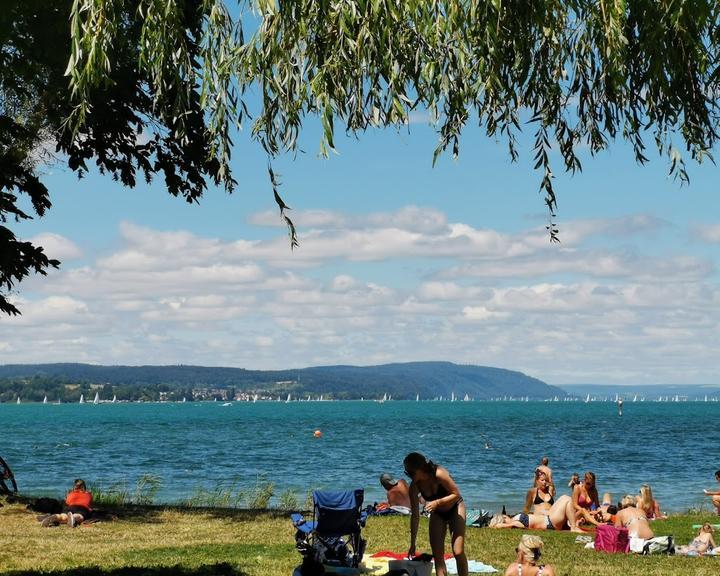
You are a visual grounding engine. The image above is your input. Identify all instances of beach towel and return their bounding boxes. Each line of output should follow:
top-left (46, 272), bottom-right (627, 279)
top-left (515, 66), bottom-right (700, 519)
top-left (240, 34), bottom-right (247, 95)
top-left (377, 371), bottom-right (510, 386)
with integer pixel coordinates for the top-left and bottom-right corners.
top-left (445, 558), bottom-right (498, 574)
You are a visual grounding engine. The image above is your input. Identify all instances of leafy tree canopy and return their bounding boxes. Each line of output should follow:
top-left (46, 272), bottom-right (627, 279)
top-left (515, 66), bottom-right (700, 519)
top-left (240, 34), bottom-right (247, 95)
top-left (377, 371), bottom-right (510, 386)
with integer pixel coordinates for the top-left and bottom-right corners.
top-left (3, 0), bottom-right (720, 314)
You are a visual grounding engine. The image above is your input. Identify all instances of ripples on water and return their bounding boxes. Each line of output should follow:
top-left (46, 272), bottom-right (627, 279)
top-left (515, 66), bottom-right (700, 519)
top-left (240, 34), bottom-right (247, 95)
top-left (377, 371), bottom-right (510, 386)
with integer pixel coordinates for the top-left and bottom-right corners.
top-left (5, 401), bottom-right (719, 512)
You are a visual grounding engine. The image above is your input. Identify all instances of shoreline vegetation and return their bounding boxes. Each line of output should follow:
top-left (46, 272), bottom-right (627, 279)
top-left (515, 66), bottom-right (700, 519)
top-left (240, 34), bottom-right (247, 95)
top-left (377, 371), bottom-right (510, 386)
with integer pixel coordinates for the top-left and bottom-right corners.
top-left (1, 494), bottom-right (719, 576)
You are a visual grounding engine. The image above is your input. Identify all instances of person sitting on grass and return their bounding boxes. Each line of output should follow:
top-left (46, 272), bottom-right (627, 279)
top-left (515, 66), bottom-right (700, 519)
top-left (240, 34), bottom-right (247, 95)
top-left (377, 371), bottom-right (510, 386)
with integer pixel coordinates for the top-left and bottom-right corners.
top-left (572, 472), bottom-right (600, 521)
top-left (524, 470), bottom-right (555, 515)
top-left (636, 483), bottom-right (666, 520)
top-left (703, 470), bottom-right (720, 516)
top-left (503, 534), bottom-right (556, 576)
top-left (378, 472), bottom-right (412, 512)
top-left (41, 479), bottom-right (93, 528)
top-left (676, 523), bottom-right (717, 556)
top-left (614, 495), bottom-right (653, 540)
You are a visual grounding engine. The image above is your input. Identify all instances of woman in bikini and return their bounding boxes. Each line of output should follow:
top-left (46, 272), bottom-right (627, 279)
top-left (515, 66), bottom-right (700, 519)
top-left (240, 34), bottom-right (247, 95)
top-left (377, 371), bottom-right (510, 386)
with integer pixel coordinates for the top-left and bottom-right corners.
top-left (489, 494), bottom-right (581, 532)
top-left (524, 470), bottom-right (555, 514)
top-left (677, 523), bottom-right (717, 555)
top-left (404, 452), bottom-right (468, 576)
top-left (614, 495), bottom-right (654, 540)
top-left (572, 471), bottom-right (599, 525)
top-left (636, 483), bottom-right (665, 519)
top-left (503, 534), bottom-right (556, 576)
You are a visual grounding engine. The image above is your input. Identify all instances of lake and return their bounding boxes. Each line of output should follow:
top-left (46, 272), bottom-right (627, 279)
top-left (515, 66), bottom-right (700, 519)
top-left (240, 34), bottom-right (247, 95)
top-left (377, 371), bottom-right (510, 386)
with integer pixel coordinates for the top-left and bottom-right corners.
top-left (4, 400), bottom-right (719, 512)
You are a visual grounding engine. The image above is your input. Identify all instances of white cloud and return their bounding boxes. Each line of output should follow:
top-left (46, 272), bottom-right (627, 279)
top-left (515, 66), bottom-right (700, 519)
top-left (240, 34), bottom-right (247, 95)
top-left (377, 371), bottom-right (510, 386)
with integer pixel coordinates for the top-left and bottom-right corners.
top-left (2, 208), bottom-right (719, 384)
top-left (691, 223), bottom-right (720, 243)
top-left (28, 233), bottom-right (83, 260)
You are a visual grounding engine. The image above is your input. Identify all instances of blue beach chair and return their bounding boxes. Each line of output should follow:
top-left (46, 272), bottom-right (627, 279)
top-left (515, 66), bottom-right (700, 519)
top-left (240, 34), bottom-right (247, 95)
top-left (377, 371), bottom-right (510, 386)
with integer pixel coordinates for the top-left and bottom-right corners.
top-left (291, 489), bottom-right (367, 575)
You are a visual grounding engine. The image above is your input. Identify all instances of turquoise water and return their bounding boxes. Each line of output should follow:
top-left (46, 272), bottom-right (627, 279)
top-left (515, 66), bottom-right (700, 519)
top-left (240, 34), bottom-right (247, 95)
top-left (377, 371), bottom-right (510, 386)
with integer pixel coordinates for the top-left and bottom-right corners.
top-left (4, 400), bottom-right (718, 512)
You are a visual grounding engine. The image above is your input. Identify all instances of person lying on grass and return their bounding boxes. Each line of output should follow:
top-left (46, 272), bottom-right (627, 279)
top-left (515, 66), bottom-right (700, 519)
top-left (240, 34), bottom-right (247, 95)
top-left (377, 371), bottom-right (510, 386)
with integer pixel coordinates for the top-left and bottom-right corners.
top-left (41, 478), bottom-right (92, 528)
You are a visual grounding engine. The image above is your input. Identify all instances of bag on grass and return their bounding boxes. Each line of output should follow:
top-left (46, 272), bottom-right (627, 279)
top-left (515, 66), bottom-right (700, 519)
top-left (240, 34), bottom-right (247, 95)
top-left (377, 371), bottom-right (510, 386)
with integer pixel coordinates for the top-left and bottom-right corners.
top-left (595, 524), bottom-right (630, 553)
top-left (642, 536), bottom-right (674, 555)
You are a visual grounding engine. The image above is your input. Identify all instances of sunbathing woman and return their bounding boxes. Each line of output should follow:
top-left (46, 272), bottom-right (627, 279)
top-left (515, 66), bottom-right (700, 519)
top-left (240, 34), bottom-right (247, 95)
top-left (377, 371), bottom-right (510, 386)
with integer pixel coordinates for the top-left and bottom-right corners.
top-left (572, 472), bottom-right (599, 525)
top-left (523, 470), bottom-right (555, 514)
top-left (614, 495), bottom-right (654, 540)
top-left (503, 534), bottom-right (556, 576)
top-left (676, 523), bottom-right (717, 556)
top-left (490, 495), bottom-right (581, 532)
top-left (636, 483), bottom-right (665, 520)
top-left (41, 478), bottom-right (93, 527)
top-left (405, 452), bottom-right (468, 576)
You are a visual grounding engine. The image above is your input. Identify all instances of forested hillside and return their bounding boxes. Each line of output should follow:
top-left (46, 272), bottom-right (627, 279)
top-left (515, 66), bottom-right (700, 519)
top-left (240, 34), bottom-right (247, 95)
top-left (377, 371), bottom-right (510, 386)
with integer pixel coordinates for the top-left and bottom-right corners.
top-left (0, 362), bottom-right (565, 402)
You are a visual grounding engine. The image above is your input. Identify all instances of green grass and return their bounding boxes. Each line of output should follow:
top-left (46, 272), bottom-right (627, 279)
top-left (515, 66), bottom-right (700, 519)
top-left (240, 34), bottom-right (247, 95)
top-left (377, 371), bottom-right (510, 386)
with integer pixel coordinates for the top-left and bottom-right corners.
top-left (1, 499), bottom-right (718, 576)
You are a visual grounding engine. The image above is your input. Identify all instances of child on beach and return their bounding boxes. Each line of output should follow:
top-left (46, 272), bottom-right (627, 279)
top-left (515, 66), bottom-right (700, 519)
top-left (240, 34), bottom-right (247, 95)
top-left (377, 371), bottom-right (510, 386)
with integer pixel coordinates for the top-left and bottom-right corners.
top-left (676, 524), bottom-right (717, 556)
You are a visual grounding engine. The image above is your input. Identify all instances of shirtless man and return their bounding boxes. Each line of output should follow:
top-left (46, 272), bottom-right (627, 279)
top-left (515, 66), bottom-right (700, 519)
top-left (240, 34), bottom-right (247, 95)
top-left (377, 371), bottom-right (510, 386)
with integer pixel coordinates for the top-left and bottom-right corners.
top-left (703, 470), bottom-right (720, 515)
top-left (536, 457), bottom-right (554, 489)
top-left (380, 473), bottom-right (411, 509)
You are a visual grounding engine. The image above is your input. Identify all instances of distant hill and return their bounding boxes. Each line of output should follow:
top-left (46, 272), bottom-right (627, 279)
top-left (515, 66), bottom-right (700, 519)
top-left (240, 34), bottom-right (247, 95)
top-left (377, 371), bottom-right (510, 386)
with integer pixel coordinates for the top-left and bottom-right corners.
top-left (561, 383), bottom-right (720, 400)
top-left (0, 361), bottom-right (565, 401)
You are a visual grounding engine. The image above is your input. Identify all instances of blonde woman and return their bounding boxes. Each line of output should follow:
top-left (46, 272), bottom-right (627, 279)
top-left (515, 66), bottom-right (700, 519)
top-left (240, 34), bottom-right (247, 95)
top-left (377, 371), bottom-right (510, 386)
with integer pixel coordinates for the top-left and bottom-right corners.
top-left (504, 534), bottom-right (556, 576)
top-left (677, 523), bottom-right (717, 555)
top-left (524, 470), bottom-right (555, 514)
top-left (636, 484), bottom-right (665, 519)
top-left (615, 495), bottom-right (654, 540)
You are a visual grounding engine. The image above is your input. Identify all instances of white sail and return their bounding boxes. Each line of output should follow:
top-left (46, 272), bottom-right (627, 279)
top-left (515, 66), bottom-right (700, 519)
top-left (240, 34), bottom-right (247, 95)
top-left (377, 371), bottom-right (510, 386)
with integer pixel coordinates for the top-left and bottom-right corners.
top-left (79, 394), bottom-right (85, 404)
top-left (286, 393), bottom-right (291, 403)
top-left (93, 392), bottom-right (100, 405)
top-left (112, 395), bottom-right (117, 403)
top-left (16, 397), bottom-right (20, 404)
top-left (43, 395), bottom-right (48, 404)
top-left (451, 392), bottom-right (455, 402)
top-left (416, 394), bottom-right (419, 402)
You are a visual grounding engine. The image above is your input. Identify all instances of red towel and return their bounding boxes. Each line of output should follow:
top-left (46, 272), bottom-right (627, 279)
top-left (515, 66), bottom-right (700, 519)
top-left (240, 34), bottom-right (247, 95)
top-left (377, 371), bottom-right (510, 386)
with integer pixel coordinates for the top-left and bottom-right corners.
top-left (370, 551), bottom-right (452, 560)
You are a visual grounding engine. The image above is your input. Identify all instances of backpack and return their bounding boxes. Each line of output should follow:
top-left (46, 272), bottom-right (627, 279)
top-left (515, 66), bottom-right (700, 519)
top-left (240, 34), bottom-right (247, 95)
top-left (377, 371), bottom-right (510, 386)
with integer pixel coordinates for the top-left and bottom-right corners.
top-left (595, 524), bottom-right (630, 553)
top-left (642, 536), bottom-right (675, 555)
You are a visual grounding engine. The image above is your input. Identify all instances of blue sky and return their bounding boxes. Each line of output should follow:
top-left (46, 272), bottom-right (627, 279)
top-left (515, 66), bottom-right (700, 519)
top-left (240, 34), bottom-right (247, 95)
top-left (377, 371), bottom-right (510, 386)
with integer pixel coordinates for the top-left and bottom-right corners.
top-left (2, 113), bottom-right (719, 385)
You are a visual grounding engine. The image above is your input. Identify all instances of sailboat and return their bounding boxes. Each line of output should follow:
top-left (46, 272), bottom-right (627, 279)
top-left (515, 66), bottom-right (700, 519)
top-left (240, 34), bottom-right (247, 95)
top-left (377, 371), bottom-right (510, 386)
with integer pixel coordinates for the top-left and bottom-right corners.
top-left (416, 394), bottom-right (419, 402)
top-left (633, 394), bottom-right (638, 402)
top-left (16, 396), bottom-right (20, 404)
top-left (112, 395), bottom-right (117, 403)
top-left (450, 392), bottom-right (455, 402)
top-left (43, 395), bottom-right (48, 404)
top-left (286, 393), bottom-right (291, 403)
top-left (463, 394), bottom-right (470, 401)
top-left (79, 394), bottom-right (84, 404)
top-left (93, 392), bottom-right (100, 405)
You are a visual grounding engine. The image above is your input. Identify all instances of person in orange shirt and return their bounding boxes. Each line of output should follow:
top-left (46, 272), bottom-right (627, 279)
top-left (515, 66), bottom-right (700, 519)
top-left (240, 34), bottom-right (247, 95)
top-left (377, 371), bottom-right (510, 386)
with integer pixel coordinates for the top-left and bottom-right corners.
top-left (41, 479), bottom-right (93, 527)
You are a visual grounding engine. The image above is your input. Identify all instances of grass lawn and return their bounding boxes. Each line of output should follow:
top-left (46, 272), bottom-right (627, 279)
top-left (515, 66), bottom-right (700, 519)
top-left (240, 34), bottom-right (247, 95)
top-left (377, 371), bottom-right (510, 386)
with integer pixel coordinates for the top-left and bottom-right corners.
top-left (0, 500), bottom-right (718, 575)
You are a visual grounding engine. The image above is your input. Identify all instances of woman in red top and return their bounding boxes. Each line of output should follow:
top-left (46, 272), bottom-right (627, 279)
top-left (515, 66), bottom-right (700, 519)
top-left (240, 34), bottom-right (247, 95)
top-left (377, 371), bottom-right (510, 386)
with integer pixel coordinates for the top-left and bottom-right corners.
top-left (41, 479), bottom-right (93, 527)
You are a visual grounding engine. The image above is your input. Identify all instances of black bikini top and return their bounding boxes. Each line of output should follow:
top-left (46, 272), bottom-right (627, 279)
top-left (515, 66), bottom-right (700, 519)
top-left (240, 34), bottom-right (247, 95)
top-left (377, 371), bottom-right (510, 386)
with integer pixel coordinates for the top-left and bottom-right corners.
top-left (533, 489), bottom-right (554, 505)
